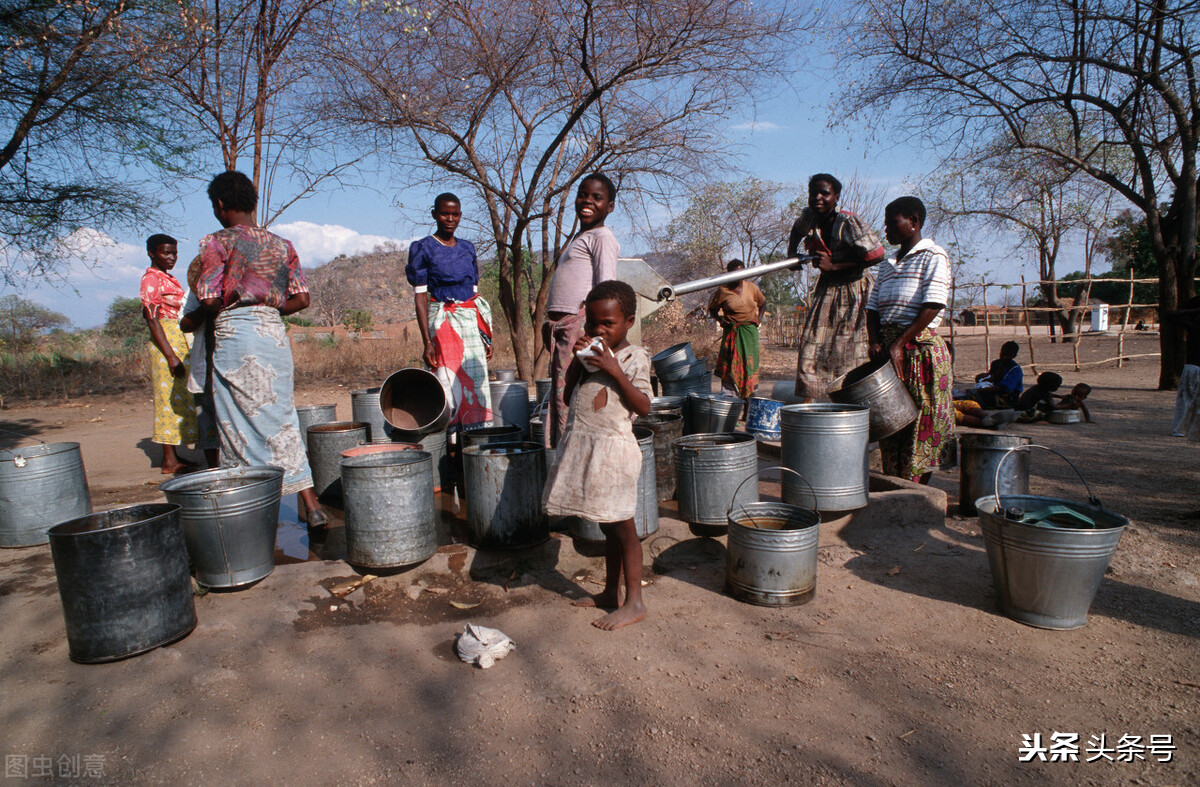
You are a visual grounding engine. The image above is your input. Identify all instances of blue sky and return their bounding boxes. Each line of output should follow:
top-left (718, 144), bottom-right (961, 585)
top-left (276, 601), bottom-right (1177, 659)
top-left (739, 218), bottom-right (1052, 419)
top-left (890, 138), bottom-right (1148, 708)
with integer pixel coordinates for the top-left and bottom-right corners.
top-left (10, 85), bottom-right (1050, 329)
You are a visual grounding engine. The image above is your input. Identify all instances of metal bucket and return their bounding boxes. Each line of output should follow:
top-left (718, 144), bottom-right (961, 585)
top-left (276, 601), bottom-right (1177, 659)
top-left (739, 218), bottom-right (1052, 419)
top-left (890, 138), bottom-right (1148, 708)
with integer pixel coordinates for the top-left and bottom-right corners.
top-left (535, 378), bottom-right (552, 404)
top-left (652, 395), bottom-right (686, 412)
top-left (828, 358), bottom-right (920, 442)
top-left (959, 433), bottom-right (1031, 514)
top-left (529, 417), bottom-right (545, 447)
top-left (493, 369), bottom-right (518, 382)
top-left (388, 429), bottom-right (450, 492)
top-left (688, 393), bottom-right (742, 434)
top-left (351, 388), bottom-right (391, 443)
top-left (780, 404), bottom-right (870, 512)
top-left (674, 432), bottom-right (758, 535)
top-left (771, 381), bottom-right (803, 404)
top-left (48, 503), bottom-right (195, 663)
top-left (569, 427), bottom-right (658, 542)
top-left (462, 442), bottom-right (548, 550)
top-left (459, 425), bottom-right (523, 489)
top-left (159, 465), bottom-right (284, 588)
top-left (0, 442), bottom-right (92, 547)
top-left (340, 443), bottom-right (421, 459)
top-left (490, 380), bottom-right (531, 436)
top-left (745, 397), bottom-right (783, 440)
top-left (341, 451), bottom-right (436, 568)
top-left (378, 368), bottom-right (450, 436)
top-left (635, 411), bottom-right (684, 500)
top-left (726, 469), bottom-right (821, 607)
top-left (306, 422), bottom-right (368, 502)
top-left (651, 342), bottom-right (696, 379)
top-left (976, 445), bottom-right (1126, 630)
top-left (660, 369), bottom-right (711, 402)
top-left (296, 404), bottom-right (338, 439)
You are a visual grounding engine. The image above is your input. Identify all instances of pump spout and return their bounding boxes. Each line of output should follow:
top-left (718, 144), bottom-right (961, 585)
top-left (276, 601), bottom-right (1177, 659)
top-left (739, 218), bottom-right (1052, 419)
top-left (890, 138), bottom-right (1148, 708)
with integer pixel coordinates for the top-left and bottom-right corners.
top-left (657, 255), bottom-right (813, 301)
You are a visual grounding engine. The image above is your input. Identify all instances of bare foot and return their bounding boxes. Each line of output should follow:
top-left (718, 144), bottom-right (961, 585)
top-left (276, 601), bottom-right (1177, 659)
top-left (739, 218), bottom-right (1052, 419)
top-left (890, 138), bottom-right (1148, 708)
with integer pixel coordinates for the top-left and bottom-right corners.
top-left (161, 461), bottom-right (200, 475)
top-left (573, 591), bottom-right (619, 610)
top-left (592, 600), bottom-right (647, 631)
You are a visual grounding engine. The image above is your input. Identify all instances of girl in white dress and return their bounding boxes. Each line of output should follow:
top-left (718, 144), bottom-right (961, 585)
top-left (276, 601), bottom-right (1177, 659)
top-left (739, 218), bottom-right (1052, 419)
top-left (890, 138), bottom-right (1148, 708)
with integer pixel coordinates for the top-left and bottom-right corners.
top-left (543, 281), bottom-right (652, 630)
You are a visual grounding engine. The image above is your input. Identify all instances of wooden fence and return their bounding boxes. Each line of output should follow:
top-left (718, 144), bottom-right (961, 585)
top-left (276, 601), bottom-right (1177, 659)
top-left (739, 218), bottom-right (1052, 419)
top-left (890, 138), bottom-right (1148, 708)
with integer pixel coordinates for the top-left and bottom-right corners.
top-left (761, 272), bottom-right (1177, 373)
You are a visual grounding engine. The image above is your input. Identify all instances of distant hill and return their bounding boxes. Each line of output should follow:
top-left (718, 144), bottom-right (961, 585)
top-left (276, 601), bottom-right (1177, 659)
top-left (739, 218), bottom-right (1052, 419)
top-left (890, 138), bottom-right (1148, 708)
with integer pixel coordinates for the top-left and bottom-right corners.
top-left (303, 243), bottom-right (414, 327)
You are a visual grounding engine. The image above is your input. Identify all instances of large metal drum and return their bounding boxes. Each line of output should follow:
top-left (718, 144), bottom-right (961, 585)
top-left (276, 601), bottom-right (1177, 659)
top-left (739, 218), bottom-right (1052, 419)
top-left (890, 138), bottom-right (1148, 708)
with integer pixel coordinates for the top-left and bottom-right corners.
top-left (352, 388), bottom-right (392, 443)
top-left (688, 393), bottom-right (742, 434)
top-left (378, 368), bottom-right (450, 435)
top-left (49, 503), bottom-right (195, 663)
top-left (780, 404), bottom-right (870, 512)
top-left (458, 425), bottom-right (523, 489)
top-left (341, 451), bottom-right (436, 568)
top-left (959, 433), bottom-right (1031, 514)
top-left (490, 380), bottom-right (531, 436)
top-left (0, 442), bottom-right (92, 547)
top-left (674, 432), bottom-right (758, 534)
top-left (307, 422), bottom-right (368, 502)
top-left (462, 442), bottom-right (548, 550)
top-left (634, 411), bottom-right (684, 500)
top-left (569, 427), bottom-right (658, 541)
top-left (296, 404), bottom-right (338, 439)
top-left (727, 501), bottom-right (821, 607)
top-left (828, 358), bottom-right (919, 442)
top-left (159, 465), bottom-right (284, 588)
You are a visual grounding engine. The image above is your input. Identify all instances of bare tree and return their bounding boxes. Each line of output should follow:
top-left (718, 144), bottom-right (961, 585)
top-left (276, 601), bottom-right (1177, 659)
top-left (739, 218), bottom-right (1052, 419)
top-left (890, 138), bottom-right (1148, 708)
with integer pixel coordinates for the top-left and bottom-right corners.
top-left (840, 0), bottom-right (1199, 388)
top-left (0, 0), bottom-right (184, 285)
top-left (316, 0), bottom-right (804, 377)
top-left (157, 0), bottom-right (365, 225)
top-left (928, 139), bottom-right (1113, 341)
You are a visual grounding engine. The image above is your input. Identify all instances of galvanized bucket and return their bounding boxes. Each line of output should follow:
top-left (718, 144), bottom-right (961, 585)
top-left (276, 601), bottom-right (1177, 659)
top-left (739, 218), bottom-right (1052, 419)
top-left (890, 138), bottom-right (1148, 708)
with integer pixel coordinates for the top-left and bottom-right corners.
top-left (651, 342), bottom-right (696, 379)
top-left (976, 445), bottom-right (1126, 630)
top-left (529, 417), bottom-right (545, 447)
top-left (688, 393), bottom-right (742, 434)
top-left (959, 433), bottom-right (1031, 515)
top-left (652, 395), bottom-right (686, 412)
top-left (660, 369), bottom-right (711, 403)
top-left (391, 429), bottom-right (451, 492)
top-left (674, 432), bottom-right (758, 535)
top-left (459, 425), bottom-right (523, 489)
top-left (296, 404), bottom-right (338, 440)
top-left (340, 443), bottom-right (421, 459)
top-left (49, 503), bottom-right (195, 663)
top-left (780, 404), bottom-right (870, 512)
top-left (462, 442), bottom-right (548, 550)
top-left (352, 387), bottom-right (391, 443)
top-left (378, 368), bottom-right (450, 436)
top-left (828, 358), bottom-right (919, 442)
top-left (159, 465), bottom-right (284, 588)
top-left (635, 411), bottom-right (684, 500)
top-left (341, 451), bottom-right (436, 568)
top-left (535, 378), bottom-right (552, 404)
top-left (745, 397), bottom-right (783, 440)
top-left (490, 380), bottom-right (531, 436)
top-left (493, 369), bottom-right (518, 382)
top-left (0, 442), bottom-right (92, 547)
top-left (569, 427), bottom-right (659, 541)
top-left (306, 422), bottom-right (368, 502)
top-left (726, 468), bottom-right (821, 607)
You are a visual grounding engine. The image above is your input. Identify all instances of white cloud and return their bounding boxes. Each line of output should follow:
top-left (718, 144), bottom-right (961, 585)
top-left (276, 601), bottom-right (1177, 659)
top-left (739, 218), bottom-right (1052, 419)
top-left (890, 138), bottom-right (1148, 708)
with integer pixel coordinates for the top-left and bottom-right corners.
top-left (271, 221), bottom-right (410, 266)
top-left (732, 120), bottom-right (782, 133)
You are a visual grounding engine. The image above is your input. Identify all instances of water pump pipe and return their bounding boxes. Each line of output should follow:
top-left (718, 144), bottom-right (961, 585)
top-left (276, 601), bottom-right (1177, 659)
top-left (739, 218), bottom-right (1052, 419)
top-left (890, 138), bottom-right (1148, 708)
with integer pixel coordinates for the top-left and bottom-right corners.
top-left (656, 255), bottom-right (815, 301)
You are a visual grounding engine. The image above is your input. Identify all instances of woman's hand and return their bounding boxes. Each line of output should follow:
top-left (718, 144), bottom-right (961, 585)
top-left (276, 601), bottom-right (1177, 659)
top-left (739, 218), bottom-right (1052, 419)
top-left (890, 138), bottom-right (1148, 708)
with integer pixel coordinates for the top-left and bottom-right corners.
top-left (888, 342), bottom-right (906, 379)
top-left (423, 340), bottom-right (439, 369)
top-left (868, 341), bottom-right (886, 361)
top-left (814, 251), bottom-right (834, 272)
top-left (167, 355), bottom-right (187, 379)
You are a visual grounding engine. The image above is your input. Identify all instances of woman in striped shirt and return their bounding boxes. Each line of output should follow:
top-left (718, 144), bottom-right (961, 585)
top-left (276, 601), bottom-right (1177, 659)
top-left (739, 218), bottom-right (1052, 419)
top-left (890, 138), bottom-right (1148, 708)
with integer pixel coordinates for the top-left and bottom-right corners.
top-left (866, 197), bottom-right (955, 483)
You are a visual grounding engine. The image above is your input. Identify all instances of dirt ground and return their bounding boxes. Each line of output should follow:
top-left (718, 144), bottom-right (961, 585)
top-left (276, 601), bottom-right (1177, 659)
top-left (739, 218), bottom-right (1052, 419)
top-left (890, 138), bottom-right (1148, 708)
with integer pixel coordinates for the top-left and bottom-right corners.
top-left (0, 330), bottom-right (1197, 786)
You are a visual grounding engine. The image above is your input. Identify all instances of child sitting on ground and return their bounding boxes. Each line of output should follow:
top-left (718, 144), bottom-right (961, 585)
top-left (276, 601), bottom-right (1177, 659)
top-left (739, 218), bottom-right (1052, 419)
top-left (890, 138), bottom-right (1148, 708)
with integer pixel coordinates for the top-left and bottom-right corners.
top-left (542, 280), bottom-right (652, 631)
top-left (1015, 372), bottom-right (1064, 422)
top-left (1055, 382), bottom-right (1093, 423)
top-left (973, 341), bottom-right (1023, 408)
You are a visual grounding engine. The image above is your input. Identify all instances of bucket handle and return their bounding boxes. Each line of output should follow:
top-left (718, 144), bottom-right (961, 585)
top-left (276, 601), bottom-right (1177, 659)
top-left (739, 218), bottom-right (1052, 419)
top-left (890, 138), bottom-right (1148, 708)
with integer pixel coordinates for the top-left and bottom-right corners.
top-left (728, 466), bottom-right (817, 526)
top-left (991, 444), bottom-right (1100, 513)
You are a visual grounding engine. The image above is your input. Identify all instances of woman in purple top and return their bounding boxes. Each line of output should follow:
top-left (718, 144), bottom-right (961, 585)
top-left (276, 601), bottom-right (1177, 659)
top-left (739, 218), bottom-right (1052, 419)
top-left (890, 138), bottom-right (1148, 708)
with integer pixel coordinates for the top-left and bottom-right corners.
top-left (405, 193), bottom-right (493, 429)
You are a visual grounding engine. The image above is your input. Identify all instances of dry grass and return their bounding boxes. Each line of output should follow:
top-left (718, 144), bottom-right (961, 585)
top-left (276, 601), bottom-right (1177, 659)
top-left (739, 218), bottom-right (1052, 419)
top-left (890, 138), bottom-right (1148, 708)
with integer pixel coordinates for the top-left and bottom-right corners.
top-left (291, 333), bottom-right (426, 386)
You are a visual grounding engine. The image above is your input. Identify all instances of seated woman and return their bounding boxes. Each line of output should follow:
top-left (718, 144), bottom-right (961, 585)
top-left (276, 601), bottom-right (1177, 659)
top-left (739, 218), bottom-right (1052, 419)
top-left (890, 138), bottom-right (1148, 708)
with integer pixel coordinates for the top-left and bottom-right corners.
top-left (405, 193), bottom-right (493, 430)
top-left (866, 196), bottom-right (955, 483)
top-left (973, 340), bottom-right (1023, 408)
top-left (195, 171), bottom-right (326, 527)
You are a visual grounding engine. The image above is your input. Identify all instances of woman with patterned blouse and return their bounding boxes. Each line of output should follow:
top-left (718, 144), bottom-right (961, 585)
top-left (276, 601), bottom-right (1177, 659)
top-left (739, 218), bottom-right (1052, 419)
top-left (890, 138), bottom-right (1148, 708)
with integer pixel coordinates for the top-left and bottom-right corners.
top-left (786, 174), bottom-right (886, 400)
top-left (195, 171), bottom-right (326, 527)
top-left (140, 233), bottom-right (199, 474)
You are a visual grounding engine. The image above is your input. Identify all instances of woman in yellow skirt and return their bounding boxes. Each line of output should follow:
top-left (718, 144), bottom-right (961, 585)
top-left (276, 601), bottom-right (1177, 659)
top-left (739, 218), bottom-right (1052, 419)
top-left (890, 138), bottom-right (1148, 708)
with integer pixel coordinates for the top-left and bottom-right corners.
top-left (140, 233), bottom-right (199, 474)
